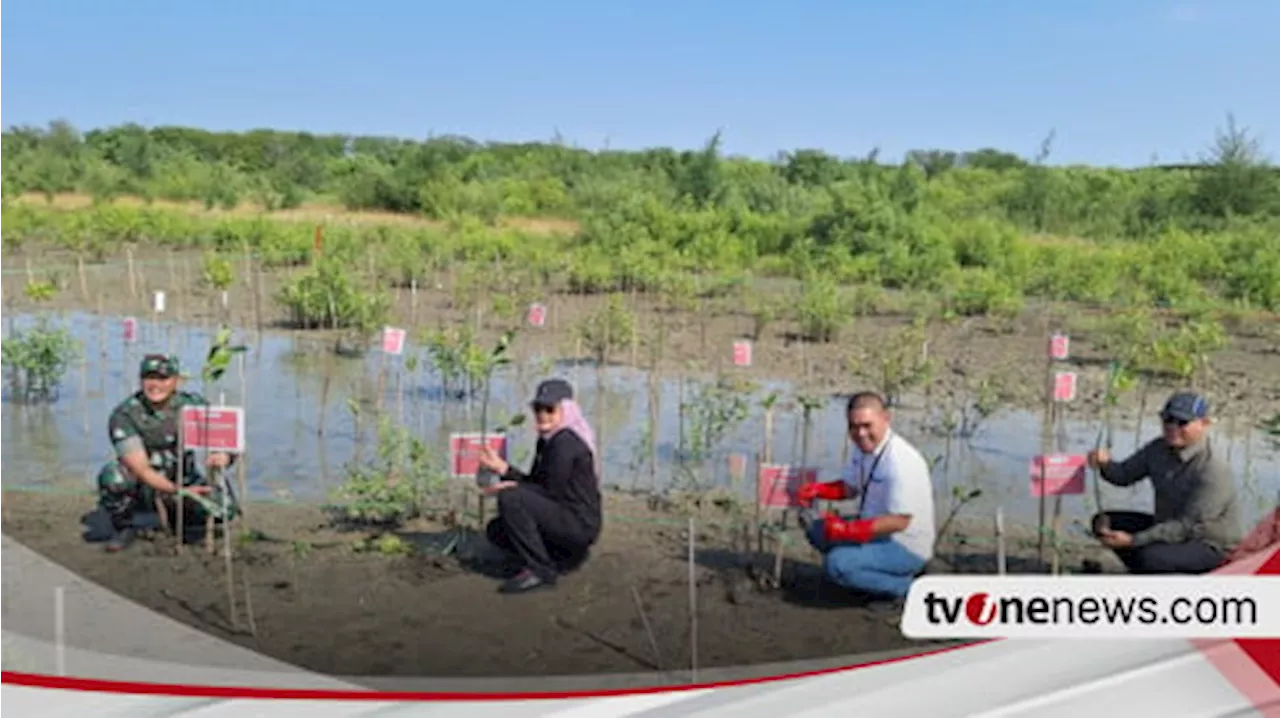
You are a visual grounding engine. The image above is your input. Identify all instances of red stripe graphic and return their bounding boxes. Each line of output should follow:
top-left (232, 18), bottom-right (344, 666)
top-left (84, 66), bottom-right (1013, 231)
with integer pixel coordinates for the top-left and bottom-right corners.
top-left (1, 642), bottom-right (986, 701)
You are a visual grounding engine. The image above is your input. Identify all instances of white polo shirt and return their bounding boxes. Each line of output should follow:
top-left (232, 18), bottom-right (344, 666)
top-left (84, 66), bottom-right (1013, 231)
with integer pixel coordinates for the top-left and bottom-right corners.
top-left (839, 429), bottom-right (936, 561)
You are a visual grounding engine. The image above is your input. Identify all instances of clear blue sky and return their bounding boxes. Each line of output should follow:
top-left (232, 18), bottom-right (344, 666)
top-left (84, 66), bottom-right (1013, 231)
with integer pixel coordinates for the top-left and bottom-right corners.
top-left (3, 0), bottom-right (1278, 167)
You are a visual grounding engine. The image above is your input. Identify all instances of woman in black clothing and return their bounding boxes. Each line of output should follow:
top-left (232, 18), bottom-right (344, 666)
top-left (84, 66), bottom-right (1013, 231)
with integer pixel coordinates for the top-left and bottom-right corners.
top-left (477, 378), bottom-right (603, 594)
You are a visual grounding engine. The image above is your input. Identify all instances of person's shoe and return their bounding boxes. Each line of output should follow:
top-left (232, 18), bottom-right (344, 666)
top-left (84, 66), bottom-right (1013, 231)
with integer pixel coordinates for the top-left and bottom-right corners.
top-left (498, 569), bottom-right (555, 594)
top-left (105, 528), bottom-right (135, 553)
top-left (864, 597), bottom-right (905, 615)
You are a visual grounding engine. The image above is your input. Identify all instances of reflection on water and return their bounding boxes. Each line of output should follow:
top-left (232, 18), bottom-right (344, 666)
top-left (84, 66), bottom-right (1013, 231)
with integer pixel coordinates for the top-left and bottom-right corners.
top-left (4, 311), bottom-right (1278, 530)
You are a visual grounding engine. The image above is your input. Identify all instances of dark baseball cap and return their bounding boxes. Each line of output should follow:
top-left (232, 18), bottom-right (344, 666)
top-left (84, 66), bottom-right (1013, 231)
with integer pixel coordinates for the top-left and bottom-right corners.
top-left (1161, 391), bottom-right (1209, 423)
top-left (531, 378), bottom-right (573, 408)
top-left (139, 354), bottom-right (181, 379)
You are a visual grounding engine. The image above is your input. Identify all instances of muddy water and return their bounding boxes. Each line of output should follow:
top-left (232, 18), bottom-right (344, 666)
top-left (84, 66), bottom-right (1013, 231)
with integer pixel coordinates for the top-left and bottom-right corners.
top-left (4, 311), bottom-right (1278, 532)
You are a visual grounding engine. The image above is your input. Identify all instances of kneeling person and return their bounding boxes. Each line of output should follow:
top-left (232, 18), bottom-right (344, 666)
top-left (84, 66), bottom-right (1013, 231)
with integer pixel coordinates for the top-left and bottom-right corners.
top-left (95, 354), bottom-right (237, 552)
top-left (1087, 391), bottom-right (1240, 574)
top-left (476, 379), bottom-right (603, 594)
top-left (798, 392), bottom-right (935, 610)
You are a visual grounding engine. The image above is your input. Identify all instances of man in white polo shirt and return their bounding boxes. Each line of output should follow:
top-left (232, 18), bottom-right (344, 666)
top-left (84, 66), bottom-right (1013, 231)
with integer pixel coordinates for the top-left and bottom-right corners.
top-left (798, 391), bottom-right (936, 610)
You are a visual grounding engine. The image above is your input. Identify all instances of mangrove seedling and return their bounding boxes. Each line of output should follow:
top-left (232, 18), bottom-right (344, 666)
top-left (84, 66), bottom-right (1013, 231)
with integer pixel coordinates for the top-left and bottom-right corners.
top-left (0, 317), bottom-right (79, 403)
top-left (796, 393), bottom-right (826, 467)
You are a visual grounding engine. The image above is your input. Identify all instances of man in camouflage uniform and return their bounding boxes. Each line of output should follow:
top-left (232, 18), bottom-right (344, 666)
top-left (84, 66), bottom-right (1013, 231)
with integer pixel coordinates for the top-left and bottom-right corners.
top-left (96, 354), bottom-right (237, 552)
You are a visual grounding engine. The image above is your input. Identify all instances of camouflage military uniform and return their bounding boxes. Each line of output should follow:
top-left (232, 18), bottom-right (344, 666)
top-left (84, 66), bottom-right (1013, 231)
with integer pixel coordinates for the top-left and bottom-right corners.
top-left (97, 355), bottom-right (238, 542)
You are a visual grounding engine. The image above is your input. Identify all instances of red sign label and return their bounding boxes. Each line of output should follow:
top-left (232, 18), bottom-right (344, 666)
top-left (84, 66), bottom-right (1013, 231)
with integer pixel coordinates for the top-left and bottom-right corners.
top-left (1030, 453), bottom-right (1087, 497)
top-left (449, 433), bottom-right (509, 478)
top-left (1049, 333), bottom-right (1070, 361)
top-left (382, 326), bottom-right (407, 355)
top-left (123, 317), bottom-right (138, 343)
top-left (527, 303), bottom-right (547, 328)
top-left (732, 340), bottom-right (753, 367)
top-left (727, 453), bottom-right (747, 481)
top-left (757, 464), bottom-right (818, 508)
top-left (180, 406), bottom-right (245, 453)
top-left (1053, 371), bottom-right (1077, 402)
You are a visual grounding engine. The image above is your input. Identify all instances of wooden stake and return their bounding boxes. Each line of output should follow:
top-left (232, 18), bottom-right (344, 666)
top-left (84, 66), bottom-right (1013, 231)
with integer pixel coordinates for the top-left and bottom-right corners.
top-left (126, 247), bottom-right (137, 298)
top-left (995, 506), bottom-right (1007, 575)
top-left (77, 256), bottom-right (89, 301)
top-left (687, 516), bottom-right (698, 684)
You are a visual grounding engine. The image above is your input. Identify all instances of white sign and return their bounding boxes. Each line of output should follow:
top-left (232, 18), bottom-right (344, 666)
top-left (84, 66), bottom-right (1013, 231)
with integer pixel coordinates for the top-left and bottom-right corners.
top-left (901, 576), bottom-right (1280, 639)
top-left (153, 291), bottom-right (166, 313)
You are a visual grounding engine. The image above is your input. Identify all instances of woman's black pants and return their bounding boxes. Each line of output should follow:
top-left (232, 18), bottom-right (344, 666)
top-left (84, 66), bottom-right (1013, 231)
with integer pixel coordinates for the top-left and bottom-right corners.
top-left (485, 484), bottom-right (596, 581)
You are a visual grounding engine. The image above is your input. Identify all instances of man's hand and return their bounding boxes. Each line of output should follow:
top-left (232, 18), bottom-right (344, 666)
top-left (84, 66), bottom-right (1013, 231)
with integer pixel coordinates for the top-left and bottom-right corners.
top-left (796, 480), bottom-right (847, 507)
top-left (206, 452), bottom-right (231, 469)
top-left (796, 482), bottom-right (821, 507)
top-left (481, 480), bottom-right (517, 496)
top-left (1098, 529), bottom-right (1133, 549)
top-left (1087, 448), bottom-right (1111, 469)
top-left (185, 485), bottom-right (213, 496)
top-left (477, 447), bottom-right (509, 477)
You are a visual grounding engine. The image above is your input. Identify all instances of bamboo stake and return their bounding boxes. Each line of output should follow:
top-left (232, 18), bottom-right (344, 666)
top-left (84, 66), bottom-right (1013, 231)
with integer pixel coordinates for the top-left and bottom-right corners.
top-left (687, 516), bottom-right (698, 684)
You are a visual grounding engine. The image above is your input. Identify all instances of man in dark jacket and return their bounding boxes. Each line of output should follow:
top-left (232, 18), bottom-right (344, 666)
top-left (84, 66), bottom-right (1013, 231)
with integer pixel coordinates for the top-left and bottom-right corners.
top-left (1088, 391), bottom-right (1240, 574)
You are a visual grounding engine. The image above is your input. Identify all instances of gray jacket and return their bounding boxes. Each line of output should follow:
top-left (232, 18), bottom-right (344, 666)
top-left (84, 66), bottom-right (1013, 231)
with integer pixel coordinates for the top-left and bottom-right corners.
top-left (1099, 436), bottom-right (1241, 552)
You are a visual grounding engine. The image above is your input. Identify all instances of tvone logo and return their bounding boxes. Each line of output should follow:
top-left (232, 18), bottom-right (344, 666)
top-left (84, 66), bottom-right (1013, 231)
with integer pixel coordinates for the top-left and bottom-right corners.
top-left (965, 592), bottom-right (998, 625)
top-left (922, 590), bottom-right (1002, 626)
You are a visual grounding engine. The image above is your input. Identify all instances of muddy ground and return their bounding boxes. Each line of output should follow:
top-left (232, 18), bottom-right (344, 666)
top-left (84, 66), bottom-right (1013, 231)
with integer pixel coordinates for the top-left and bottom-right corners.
top-left (0, 489), bottom-right (1108, 678)
top-left (5, 243), bottom-right (1279, 425)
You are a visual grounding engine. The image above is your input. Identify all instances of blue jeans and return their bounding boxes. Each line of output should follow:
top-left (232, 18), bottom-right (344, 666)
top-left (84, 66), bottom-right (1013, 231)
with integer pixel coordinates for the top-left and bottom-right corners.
top-left (805, 520), bottom-right (927, 599)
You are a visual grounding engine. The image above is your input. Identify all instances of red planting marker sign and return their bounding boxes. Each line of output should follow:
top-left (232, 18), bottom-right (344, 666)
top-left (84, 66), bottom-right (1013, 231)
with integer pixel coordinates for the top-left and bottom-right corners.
top-left (727, 453), bottom-right (747, 481)
top-left (757, 464), bottom-right (819, 509)
top-left (1048, 333), bottom-right (1070, 361)
top-left (527, 303), bottom-right (547, 328)
top-left (732, 339), bottom-right (753, 367)
top-left (1053, 371), bottom-right (1078, 402)
top-left (1030, 453), bottom-right (1087, 497)
top-left (381, 326), bottom-right (407, 356)
top-left (123, 317), bottom-right (138, 344)
top-left (180, 406), bottom-right (246, 453)
top-left (449, 433), bottom-right (508, 478)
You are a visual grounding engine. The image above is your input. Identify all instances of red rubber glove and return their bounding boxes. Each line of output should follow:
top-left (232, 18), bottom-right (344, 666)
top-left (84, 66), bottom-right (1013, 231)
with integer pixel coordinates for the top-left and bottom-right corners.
top-left (796, 480), bottom-right (847, 507)
top-left (822, 511), bottom-right (876, 544)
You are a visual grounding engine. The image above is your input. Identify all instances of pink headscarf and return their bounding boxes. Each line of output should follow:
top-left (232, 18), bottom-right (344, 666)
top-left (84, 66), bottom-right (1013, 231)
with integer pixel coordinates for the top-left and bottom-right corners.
top-left (541, 399), bottom-right (597, 458)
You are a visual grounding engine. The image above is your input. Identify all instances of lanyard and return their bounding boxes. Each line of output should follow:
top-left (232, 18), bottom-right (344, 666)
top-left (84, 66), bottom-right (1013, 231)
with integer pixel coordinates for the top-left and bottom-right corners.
top-left (854, 436), bottom-right (890, 519)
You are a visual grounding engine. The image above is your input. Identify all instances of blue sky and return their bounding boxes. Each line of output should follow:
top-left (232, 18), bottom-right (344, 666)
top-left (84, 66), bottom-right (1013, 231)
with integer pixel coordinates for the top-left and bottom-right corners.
top-left (3, 0), bottom-right (1278, 166)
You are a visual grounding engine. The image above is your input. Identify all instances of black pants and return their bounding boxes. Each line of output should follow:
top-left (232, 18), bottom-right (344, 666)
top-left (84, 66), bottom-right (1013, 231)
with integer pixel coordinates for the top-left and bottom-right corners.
top-left (1092, 510), bottom-right (1225, 575)
top-left (485, 484), bottom-right (596, 581)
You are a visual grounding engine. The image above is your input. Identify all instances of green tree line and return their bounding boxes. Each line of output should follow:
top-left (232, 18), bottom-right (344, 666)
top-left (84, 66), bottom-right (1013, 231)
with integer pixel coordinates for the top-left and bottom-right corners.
top-left (3, 116), bottom-right (1278, 312)
top-left (5, 117), bottom-right (1278, 229)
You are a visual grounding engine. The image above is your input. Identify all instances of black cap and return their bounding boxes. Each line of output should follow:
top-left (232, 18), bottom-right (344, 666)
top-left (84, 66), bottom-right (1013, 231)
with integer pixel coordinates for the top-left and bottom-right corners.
top-left (1162, 391), bottom-right (1210, 422)
top-left (531, 378), bottom-right (573, 408)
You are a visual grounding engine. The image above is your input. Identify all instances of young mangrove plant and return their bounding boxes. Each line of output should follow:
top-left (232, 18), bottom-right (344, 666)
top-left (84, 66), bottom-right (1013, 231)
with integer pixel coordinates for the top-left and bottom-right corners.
top-left (201, 251), bottom-right (236, 312)
top-left (325, 417), bottom-right (448, 527)
top-left (423, 325), bottom-right (478, 402)
top-left (1, 317), bottom-right (79, 403)
top-left (793, 277), bottom-right (847, 343)
top-left (868, 318), bottom-right (936, 407)
top-left (576, 294), bottom-right (635, 365)
top-left (673, 375), bottom-right (754, 493)
top-left (275, 258), bottom-right (391, 339)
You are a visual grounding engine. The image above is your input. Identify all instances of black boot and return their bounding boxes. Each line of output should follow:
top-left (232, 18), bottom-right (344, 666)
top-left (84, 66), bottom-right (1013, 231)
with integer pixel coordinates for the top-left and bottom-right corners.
top-left (105, 527), bottom-right (135, 553)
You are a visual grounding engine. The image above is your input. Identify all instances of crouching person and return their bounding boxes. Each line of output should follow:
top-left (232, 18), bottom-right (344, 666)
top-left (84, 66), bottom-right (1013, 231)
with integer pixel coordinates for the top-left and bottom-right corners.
top-left (798, 392), bottom-right (936, 612)
top-left (87, 354), bottom-right (238, 552)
